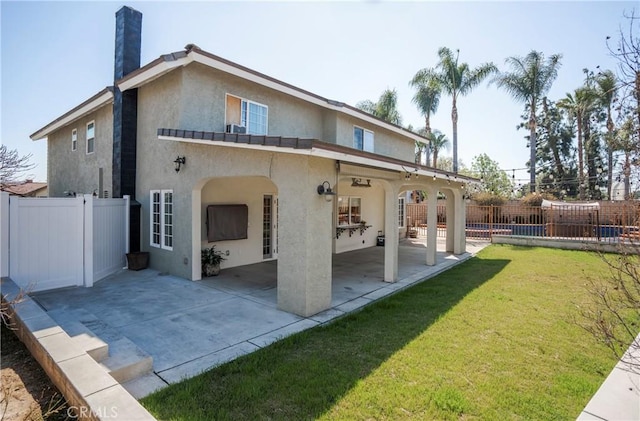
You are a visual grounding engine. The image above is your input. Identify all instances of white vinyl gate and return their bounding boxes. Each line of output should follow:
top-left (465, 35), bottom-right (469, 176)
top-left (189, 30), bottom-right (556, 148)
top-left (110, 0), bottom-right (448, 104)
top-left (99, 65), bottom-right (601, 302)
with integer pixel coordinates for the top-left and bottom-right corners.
top-left (0, 192), bottom-right (129, 292)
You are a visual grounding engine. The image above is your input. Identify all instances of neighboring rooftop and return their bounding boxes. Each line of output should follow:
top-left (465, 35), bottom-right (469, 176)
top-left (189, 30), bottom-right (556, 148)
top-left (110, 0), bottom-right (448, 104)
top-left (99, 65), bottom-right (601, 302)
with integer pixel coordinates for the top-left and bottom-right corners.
top-left (1, 180), bottom-right (48, 196)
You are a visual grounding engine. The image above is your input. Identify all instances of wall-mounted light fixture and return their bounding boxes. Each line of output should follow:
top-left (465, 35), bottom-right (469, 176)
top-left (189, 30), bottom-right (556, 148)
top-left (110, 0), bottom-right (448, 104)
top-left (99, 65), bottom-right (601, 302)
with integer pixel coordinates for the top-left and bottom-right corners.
top-left (317, 181), bottom-right (336, 201)
top-left (351, 178), bottom-right (372, 188)
top-left (174, 156), bottom-right (186, 173)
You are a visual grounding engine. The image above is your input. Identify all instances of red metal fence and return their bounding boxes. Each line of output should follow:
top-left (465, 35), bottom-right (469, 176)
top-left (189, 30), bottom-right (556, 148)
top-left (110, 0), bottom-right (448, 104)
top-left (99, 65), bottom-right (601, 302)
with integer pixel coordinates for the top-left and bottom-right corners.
top-left (406, 201), bottom-right (640, 243)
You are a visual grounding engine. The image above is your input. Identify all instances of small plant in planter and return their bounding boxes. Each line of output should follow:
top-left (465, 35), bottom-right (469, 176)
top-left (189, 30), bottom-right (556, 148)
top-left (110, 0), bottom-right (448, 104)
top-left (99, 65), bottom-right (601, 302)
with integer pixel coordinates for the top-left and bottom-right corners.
top-left (201, 246), bottom-right (226, 277)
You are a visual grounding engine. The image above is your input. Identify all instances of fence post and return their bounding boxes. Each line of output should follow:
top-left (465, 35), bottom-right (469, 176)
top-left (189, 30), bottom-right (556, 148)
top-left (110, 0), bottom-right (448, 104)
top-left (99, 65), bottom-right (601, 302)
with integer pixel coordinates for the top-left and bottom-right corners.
top-left (489, 205), bottom-right (494, 238)
top-left (83, 194), bottom-right (94, 287)
top-left (0, 192), bottom-right (9, 277)
top-left (124, 195), bottom-right (130, 256)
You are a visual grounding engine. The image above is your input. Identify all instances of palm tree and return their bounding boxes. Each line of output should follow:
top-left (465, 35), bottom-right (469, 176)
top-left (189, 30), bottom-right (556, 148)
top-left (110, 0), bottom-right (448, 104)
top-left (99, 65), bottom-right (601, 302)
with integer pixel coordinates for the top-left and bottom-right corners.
top-left (595, 70), bottom-right (617, 199)
top-left (493, 51), bottom-right (562, 192)
top-left (355, 88), bottom-right (402, 125)
top-left (558, 87), bottom-right (598, 199)
top-left (428, 130), bottom-right (450, 169)
top-left (409, 72), bottom-right (441, 165)
top-left (416, 47), bottom-right (497, 173)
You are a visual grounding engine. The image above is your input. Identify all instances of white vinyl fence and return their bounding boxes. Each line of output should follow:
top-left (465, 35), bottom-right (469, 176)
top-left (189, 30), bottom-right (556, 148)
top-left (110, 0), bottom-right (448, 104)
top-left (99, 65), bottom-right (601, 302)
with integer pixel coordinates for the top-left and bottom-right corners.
top-left (0, 192), bottom-right (129, 292)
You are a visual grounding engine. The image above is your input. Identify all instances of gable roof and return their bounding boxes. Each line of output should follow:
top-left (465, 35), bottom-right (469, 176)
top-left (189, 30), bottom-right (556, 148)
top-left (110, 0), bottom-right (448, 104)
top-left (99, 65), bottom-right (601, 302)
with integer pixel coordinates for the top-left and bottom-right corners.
top-left (31, 45), bottom-right (429, 144)
top-left (31, 87), bottom-right (114, 140)
top-left (119, 45), bottom-right (428, 143)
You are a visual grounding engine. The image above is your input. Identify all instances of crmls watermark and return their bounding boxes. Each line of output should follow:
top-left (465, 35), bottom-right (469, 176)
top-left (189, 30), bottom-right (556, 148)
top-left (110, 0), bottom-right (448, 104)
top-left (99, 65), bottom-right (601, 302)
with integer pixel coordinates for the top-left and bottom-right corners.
top-left (67, 405), bottom-right (118, 419)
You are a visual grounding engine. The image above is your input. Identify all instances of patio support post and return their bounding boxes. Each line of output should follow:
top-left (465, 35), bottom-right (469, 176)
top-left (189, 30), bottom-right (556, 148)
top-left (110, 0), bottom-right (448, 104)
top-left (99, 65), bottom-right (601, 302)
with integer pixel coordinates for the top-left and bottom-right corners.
top-left (383, 182), bottom-right (400, 282)
top-left (445, 192), bottom-right (455, 253)
top-left (425, 186), bottom-right (438, 266)
top-left (453, 189), bottom-right (466, 254)
top-left (276, 156), bottom-right (332, 317)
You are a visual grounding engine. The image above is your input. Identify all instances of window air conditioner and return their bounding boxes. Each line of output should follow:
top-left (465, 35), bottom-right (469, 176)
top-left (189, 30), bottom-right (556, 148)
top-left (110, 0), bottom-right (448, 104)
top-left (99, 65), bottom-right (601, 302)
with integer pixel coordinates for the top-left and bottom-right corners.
top-left (226, 124), bottom-right (246, 134)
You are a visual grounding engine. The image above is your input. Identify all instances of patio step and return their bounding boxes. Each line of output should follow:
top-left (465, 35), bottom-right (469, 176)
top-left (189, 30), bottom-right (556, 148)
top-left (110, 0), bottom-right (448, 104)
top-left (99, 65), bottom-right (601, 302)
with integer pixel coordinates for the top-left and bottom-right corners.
top-left (46, 309), bottom-right (109, 362)
top-left (45, 308), bottom-right (153, 384)
top-left (80, 319), bottom-right (154, 384)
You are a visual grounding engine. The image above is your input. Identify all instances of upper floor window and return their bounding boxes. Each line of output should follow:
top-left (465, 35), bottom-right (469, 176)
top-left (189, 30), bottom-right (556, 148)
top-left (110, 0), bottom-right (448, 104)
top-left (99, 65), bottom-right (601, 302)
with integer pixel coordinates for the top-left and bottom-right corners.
top-left (354, 126), bottom-right (374, 153)
top-left (86, 121), bottom-right (95, 154)
top-left (71, 128), bottom-right (77, 151)
top-left (226, 94), bottom-right (268, 135)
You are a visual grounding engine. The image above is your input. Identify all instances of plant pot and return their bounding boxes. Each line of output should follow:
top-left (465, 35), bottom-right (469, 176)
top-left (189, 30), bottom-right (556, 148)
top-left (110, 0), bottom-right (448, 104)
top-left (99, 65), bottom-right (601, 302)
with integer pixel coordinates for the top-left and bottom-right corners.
top-left (202, 263), bottom-right (220, 277)
top-left (126, 252), bottom-right (149, 271)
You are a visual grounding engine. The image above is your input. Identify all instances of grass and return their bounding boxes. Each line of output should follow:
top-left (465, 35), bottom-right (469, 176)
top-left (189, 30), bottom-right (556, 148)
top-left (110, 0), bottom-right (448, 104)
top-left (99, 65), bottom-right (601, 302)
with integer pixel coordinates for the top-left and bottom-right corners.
top-left (142, 245), bottom-right (620, 420)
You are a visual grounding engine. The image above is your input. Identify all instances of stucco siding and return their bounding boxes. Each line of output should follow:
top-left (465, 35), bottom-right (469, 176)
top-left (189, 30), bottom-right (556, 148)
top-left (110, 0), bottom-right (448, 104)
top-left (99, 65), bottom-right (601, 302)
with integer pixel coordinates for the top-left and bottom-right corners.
top-left (47, 105), bottom-right (113, 197)
top-left (179, 63), bottom-right (326, 140)
top-left (135, 67), bottom-right (186, 275)
top-left (335, 114), bottom-right (415, 162)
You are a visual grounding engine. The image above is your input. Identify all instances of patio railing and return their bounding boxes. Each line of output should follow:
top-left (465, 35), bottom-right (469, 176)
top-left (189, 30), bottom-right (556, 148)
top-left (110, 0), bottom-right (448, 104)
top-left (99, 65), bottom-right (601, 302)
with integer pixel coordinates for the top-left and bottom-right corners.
top-left (406, 201), bottom-right (640, 243)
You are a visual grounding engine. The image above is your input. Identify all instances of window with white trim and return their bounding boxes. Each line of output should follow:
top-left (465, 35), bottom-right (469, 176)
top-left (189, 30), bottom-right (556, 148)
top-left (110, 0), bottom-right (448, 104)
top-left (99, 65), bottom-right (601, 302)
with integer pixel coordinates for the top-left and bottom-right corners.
top-left (86, 121), bottom-right (95, 154)
top-left (337, 196), bottom-right (362, 226)
top-left (71, 128), bottom-right (77, 151)
top-left (398, 197), bottom-right (405, 228)
top-left (353, 126), bottom-right (374, 152)
top-left (150, 189), bottom-right (173, 250)
top-left (225, 94), bottom-right (268, 135)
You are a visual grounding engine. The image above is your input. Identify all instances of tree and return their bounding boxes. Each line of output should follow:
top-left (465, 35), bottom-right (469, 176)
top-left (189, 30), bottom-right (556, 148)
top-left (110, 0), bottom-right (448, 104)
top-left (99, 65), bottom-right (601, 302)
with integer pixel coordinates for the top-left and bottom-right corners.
top-left (493, 50), bottom-right (562, 193)
top-left (536, 98), bottom-right (577, 198)
top-left (596, 70), bottom-right (618, 199)
top-left (410, 72), bottom-right (441, 166)
top-left (606, 10), bottom-right (640, 141)
top-left (613, 117), bottom-right (639, 199)
top-left (427, 130), bottom-right (450, 169)
top-left (355, 88), bottom-right (402, 125)
top-left (558, 86), bottom-right (599, 200)
top-left (469, 153), bottom-right (513, 197)
top-left (415, 48), bottom-right (497, 173)
top-left (0, 145), bottom-right (36, 186)
top-left (580, 241), bottom-right (640, 375)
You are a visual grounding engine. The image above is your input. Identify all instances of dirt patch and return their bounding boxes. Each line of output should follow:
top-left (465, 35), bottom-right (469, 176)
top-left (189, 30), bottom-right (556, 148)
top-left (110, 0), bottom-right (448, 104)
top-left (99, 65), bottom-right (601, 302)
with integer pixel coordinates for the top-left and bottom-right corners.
top-left (1, 322), bottom-right (71, 421)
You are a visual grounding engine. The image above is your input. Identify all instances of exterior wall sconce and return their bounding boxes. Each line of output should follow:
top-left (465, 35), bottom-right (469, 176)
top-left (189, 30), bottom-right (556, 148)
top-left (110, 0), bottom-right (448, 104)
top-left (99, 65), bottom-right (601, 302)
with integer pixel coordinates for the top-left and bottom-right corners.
top-left (174, 156), bottom-right (186, 172)
top-left (317, 181), bottom-right (336, 202)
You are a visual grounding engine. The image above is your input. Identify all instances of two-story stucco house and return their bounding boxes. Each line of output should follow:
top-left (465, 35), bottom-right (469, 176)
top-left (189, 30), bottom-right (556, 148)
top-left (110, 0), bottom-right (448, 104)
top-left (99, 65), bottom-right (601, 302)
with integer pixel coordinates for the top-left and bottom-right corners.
top-left (31, 6), bottom-right (472, 317)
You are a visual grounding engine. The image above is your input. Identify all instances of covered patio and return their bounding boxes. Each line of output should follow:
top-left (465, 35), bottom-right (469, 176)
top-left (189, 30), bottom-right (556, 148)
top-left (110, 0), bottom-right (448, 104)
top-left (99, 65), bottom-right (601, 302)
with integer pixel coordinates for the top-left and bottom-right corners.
top-left (31, 238), bottom-right (488, 398)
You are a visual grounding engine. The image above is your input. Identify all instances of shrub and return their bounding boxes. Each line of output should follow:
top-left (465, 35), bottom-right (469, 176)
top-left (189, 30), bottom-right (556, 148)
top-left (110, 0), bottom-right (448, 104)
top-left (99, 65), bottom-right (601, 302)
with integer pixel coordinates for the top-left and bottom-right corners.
top-left (472, 192), bottom-right (506, 207)
top-left (520, 192), bottom-right (556, 207)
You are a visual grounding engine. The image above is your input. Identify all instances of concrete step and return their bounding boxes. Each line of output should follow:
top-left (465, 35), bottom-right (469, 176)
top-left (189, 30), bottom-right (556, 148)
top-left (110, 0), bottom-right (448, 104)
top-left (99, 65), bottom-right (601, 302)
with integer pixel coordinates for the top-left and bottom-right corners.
top-left (46, 309), bottom-right (109, 362)
top-left (99, 337), bottom-right (153, 383)
top-left (46, 308), bottom-right (153, 384)
top-left (80, 318), bottom-right (154, 384)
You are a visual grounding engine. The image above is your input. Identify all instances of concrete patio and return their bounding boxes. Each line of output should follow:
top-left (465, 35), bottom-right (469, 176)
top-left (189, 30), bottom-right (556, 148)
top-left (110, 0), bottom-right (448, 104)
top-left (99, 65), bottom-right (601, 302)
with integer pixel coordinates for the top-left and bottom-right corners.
top-left (30, 238), bottom-right (488, 399)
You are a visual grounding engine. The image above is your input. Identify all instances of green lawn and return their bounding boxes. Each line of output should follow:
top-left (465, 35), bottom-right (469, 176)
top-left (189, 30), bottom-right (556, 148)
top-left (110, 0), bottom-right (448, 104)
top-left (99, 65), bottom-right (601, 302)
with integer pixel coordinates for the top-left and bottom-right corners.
top-left (142, 245), bottom-right (618, 420)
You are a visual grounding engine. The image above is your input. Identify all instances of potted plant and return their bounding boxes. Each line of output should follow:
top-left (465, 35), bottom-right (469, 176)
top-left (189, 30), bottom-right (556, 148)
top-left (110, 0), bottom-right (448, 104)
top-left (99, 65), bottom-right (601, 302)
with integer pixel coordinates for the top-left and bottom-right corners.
top-left (201, 245), bottom-right (226, 277)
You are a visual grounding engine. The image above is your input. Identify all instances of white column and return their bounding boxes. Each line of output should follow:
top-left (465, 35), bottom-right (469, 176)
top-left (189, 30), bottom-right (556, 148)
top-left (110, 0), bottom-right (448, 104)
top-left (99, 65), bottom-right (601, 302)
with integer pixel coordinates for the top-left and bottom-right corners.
top-left (453, 190), bottom-right (466, 254)
top-left (384, 183), bottom-right (399, 282)
top-left (83, 194), bottom-right (94, 287)
top-left (445, 193), bottom-right (455, 253)
top-left (0, 192), bottom-right (9, 277)
top-left (124, 195), bottom-right (130, 255)
top-left (426, 186), bottom-right (438, 266)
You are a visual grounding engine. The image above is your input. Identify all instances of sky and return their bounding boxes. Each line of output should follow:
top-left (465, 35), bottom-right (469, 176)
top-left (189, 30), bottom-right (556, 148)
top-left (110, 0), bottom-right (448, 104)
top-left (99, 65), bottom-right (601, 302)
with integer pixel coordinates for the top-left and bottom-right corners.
top-left (1, 1), bottom-right (636, 186)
